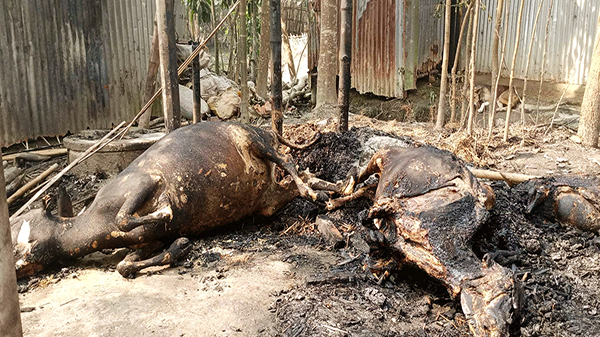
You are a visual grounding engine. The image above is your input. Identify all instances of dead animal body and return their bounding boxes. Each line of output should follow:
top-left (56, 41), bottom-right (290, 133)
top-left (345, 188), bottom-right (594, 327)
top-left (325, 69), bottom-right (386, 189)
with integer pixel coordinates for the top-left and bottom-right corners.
top-left (525, 176), bottom-right (600, 233)
top-left (11, 122), bottom-right (339, 279)
top-left (330, 146), bottom-right (522, 337)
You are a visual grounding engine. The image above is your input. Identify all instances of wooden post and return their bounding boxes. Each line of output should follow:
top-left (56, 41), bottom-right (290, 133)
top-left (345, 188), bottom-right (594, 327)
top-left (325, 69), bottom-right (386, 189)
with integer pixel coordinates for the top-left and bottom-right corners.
top-left (239, 0), bottom-right (249, 124)
top-left (139, 22), bottom-right (160, 128)
top-left (0, 150), bottom-right (24, 337)
top-left (337, 0), bottom-right (352, 132)
top-left (156, 0), bottom-right (181, 133)
top-left (270, 0), bottom-right (283, 134)
top-left (192, 42), bottom-right (202, 124)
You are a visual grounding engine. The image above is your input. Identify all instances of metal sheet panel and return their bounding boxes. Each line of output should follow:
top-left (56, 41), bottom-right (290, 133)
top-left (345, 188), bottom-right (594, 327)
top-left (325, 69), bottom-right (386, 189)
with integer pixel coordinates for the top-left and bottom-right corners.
top-left (475, 0), bottom-right (599, 85)
top-left (351, 0), bottom-right (399, 97)
top-left (0, 0), bottom-right (190, 147)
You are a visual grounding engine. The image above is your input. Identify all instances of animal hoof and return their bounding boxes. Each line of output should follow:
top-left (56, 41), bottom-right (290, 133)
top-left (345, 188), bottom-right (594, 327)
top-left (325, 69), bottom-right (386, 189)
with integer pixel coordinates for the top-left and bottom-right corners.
top-left (117, 261), bottom-right (138, 279)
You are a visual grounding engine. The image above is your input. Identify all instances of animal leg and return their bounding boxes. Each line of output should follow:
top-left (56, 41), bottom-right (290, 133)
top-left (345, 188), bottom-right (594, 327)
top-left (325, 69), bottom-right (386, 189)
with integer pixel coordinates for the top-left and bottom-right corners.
top-left (326, 183), bottom-right (378, 210)
top-left (115, 181), bottom-right (171, 232)
top-left (340, 150), bottom-right (386, 196)
top-left (116, 238), bottom-right (192, 278)
top-left (299, 170), bottom-right (349, 194)
top-left (255, 144), bottom-right (325, 202)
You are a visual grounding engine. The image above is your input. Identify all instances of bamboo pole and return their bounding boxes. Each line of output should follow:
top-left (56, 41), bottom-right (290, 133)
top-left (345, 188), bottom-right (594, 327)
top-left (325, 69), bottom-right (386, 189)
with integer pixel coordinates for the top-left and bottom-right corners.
top-left (7, 164), bottom-right (59, 205)
top-left (488, 0), bottom-right (510, 139)
top-left (11, 121), bottom-right (127, 220)
top-left (120, 1), bottom-right (240, 136)
top-left (520, 0), bottom-right (545, 127)
top-left (460, 7), bottom-right (473, 128)
top-left (535, 0), bottom-right (554, 125)
top-left (450, 3), bottom-right (471, 124)
top-left (435, 0), bottom-right (452, 129)
top-left (0, 151), bottom-right (23, 337)
top-left (502, 0), bottom-right (526, 141)
top-left (337, 0), bottom-right (352, 132)
top-left (466, 0), bottom-right (480, 135)
top-left (270, 0), bottom-right (283, 134)
top-left (469, 168), bottom-right (537, 184)
top-left (239, 0), bottom-right (249, 123)
top-left (156, 0), bottom-right (181, 133)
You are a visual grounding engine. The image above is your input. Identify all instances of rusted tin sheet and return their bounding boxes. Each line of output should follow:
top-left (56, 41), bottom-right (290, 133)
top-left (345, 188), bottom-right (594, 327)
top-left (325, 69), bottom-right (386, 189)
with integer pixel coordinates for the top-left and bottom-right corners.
top-left (0, 0), bottom-right (189, 147)
top-left (475, 0), bottom-right (599, 85)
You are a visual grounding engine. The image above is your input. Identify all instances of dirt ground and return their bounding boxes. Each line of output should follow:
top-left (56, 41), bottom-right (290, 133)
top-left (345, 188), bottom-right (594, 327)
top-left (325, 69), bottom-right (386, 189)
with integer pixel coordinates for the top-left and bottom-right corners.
top-left (9, 78), bottom-right (600, 337)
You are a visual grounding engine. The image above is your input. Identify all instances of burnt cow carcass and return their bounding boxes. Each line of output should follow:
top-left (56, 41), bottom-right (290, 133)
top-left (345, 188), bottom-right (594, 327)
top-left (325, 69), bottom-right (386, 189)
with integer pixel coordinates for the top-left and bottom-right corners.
top-left (11, 122), bottom-right (341, 279)
top-left (329, 146), bottom-right (521, 337)
top-left (526, 176), bottom-right (600, 232)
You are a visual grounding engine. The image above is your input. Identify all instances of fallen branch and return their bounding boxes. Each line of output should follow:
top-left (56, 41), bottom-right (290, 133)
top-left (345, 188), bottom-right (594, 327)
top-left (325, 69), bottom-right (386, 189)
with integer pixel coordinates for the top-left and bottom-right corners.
top-left (8, 164), bottom-right (59, 205)
top-left (469, 168), bottom-right (538, 184)
top-left (11, 121), bottom-right (126, 220)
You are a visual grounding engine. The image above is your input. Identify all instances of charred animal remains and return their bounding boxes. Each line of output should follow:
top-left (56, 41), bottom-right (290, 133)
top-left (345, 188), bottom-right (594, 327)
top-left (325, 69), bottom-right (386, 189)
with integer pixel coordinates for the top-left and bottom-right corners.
top-left (330, 146), bottom-right (522, 337)
top-left (11, 122), bottom-right (343, 279)
top-left (525, 176), bottom-right (600, 233)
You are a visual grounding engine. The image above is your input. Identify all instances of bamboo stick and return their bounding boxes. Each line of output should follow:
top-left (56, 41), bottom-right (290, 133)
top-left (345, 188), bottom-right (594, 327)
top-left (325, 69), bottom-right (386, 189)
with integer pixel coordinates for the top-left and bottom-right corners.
top-left (11, 121), bottom-right (126, 220)
top-left (469, 168), bottom-right (537, 184)
top-left (7, 164), bottom-right (59, 205)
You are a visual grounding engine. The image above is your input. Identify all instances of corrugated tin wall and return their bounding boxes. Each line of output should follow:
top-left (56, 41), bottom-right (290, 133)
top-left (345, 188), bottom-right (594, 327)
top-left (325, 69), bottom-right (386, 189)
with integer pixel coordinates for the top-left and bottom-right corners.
top-left (0, 0), bottom-right (191, 147)
top-left (476, 0), bottom-right (599, 85)
top-left (352, 0), bottom-right (399, 97)
top-left (350, 0), bottom-right (444, 97)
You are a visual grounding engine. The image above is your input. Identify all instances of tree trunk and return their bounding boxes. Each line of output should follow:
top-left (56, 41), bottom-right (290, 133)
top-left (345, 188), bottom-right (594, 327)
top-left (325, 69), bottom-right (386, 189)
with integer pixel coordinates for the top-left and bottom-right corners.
top-left (139, 22), bottom-right (160, 128)
top-left (450, 3), bottom-right (471, 124)
top-left (0, 153), bottom-right (23, 337)
top-left (257, 0), bottom-right (271, 98)
top-left (239, 0), bottom-right (249, 123)
top-left (466, 0), bottom-right (480, 135)
top-left (211, 0), bottom-right (220, 74)
top-left (156, 0), bottom-right (181, 133)
top-left (281, 20), bottom-right (296, 81)
top-left (435, 0), bottom-right (452, 129)
top-left (338, 0), bottom-right (352, 132)
top-left (315, 0), bottom-right (338, 111)
top-left (520, 0), bottom-right (544, 125)
top-left (502, 0), bottom-right (525, 141)
top-left (270, 0), bottom-right (283, 133)
top-left (490, 0), bottom-right (505, 94)
top-left (578, 13), bottom-right (600, 147)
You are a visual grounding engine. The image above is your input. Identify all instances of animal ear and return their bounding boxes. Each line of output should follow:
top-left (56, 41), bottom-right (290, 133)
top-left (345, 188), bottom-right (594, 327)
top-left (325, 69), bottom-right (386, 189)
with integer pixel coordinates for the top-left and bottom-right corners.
top-left (57, 186), bottom-right (74, 218)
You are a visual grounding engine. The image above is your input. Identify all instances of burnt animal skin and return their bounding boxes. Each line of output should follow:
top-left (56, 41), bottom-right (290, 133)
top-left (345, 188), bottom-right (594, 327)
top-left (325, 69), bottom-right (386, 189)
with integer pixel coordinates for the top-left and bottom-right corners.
top-left (331, 147), bottom-right (521, 337)
top-left (11, 122), bottom-right (338, 278)
top-left (526, 176), bottom-right (600, 232)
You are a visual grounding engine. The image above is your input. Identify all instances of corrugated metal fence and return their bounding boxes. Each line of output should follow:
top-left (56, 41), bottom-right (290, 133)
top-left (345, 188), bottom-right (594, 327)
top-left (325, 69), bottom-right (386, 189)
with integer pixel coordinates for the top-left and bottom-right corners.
top-left (350, 0), bottom-right (444, 97)
top-left (475, 0), bottom-right (599, 85)
top-left (0, 0), bottom-right (190, 147)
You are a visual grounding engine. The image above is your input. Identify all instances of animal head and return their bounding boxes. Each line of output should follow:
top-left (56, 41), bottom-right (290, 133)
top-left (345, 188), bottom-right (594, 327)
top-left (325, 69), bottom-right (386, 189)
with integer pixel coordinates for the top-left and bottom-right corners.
top-left (526, 183), bottom-right (551, 214)
top-left (11, 209), bottom-right (62, 278)
top-left (461, 258), bottom-right (522, 337)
